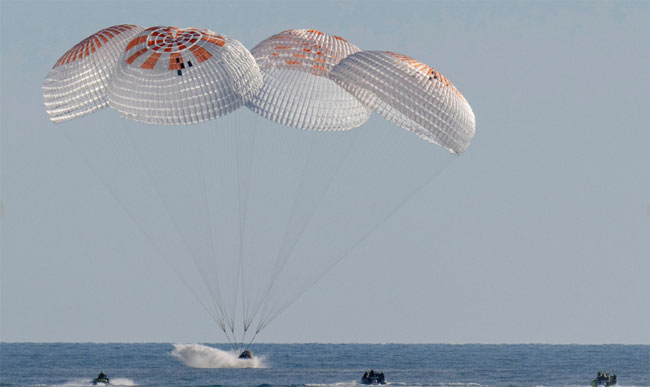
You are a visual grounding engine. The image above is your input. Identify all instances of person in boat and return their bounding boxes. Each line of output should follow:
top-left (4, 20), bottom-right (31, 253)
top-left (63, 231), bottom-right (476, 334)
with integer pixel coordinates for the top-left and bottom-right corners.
top-left (591, 371), bottom-right (617, 386)
top-left (361, 369), bottom-right (386, 385)
top-left (92, 371), bottom-right (109, 385)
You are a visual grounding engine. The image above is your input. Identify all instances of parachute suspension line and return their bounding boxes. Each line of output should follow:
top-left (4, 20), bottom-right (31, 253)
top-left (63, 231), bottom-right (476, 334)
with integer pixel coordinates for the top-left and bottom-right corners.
top-left (260, 152), bottom-right (454, 330)
top-left (235, 115), bottom-right (259, 342)
top-left (254, 125), bottom-right (401, 330)
top-left (121, 124), bottom-right (222, 329)
top-left (144, 127), bottom-right (232, 326)
top-left (256, 125), bottom-right (453, 331)
top-left (239, 125), bottom-right (320, 333)
top-left (242, 131), bottom-right (320, 326)
top-left (227, 112), bottom-right (240, 337)
top-left (252, 129), bottom-right (362, 330)
top-left (218, 322), bottom-right (238, 353)
top-left (217, 112), bottom-right (235, 336)
top-left (123, 124), bottom-right (229, 330)
top-left (191, 125), bottom-right (232, 333)
top-left (234, 112), bottom-right (260, 350)
top-left (59, 123), bottom-right (225, 330)
top-left (242, 330), bottom-right (259, 353)
top-left (239, 326), bottom-right (249, 354)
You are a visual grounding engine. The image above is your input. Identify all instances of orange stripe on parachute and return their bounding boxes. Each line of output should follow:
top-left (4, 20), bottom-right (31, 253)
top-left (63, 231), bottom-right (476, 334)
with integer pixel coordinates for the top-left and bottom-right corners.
top-left (126, 47), bottom-right (147, 64)
top-left (169, 52), bottom-right (183, 70)
top-left (126, 36), bottom-right (146, 52)
top-left (387, 51), bottom-right (466, 101)
top-left (189, 45), bottom-right (212, 62)
top-left (141, 52), bottom-right (161, 69)
top-left (201, 35), bottom-right (225, 47)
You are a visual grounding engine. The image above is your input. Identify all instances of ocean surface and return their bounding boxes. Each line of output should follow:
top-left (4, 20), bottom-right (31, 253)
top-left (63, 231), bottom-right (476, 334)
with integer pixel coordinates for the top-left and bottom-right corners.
top-left (0, 343), bottom-right (648, 387)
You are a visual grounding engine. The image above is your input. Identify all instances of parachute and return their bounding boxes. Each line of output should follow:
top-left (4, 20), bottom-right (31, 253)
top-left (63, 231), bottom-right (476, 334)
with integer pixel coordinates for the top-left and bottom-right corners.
top-left (328, 50), bottom-right (475, 154)
top-left (246, 29), bottom-right (370, 131)
top-left (43, 25), bottom-right (475, 354)
top-left (43, 24), bottom-right (144, 123)
top-left (106, 27), bottom-right (262, 124)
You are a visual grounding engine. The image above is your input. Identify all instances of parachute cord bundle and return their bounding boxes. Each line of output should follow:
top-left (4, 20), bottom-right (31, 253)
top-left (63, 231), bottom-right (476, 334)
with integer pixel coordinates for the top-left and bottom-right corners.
top-left (44, 24), bottom-right (475, 352)
top-left (247, 129), bottom-right (360, 333)
top-left (254, 131), bottom-right (362, 314)
top-left (254, 123), bottom-right (455, 332)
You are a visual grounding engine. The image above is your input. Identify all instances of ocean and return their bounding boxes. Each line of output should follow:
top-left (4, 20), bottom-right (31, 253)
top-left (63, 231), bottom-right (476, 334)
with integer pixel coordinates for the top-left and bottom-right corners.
top-left (0, 343), bottom-right (648, 387)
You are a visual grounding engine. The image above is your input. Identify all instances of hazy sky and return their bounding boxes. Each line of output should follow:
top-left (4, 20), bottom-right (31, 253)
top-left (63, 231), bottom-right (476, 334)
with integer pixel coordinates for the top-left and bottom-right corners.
top-left (1, 0), bottom-right (648, 344)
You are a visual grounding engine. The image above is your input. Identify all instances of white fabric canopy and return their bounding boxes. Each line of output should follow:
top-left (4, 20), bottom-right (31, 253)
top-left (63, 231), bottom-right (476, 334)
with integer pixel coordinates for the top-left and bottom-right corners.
top-left (43, 24), bottom-right (144, 123)
top-left (329, 50), bottom-right (475, 153)
top-left (246, 29), bottom-right (370, 131)
top-left (106, 26), bottom-right (262, 125)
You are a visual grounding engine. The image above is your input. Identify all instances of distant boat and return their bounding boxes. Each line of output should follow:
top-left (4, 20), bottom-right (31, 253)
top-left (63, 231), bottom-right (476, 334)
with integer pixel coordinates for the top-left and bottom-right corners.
top-left (591, 371), bottom-right (617, 386)
top-left (92, 370), bottom-right (110, 385)
top-left (361, 369), bottom-right (386, 385)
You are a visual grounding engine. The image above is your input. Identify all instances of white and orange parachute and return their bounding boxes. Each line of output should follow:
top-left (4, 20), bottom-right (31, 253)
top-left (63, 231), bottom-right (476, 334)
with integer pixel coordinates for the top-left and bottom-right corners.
top-left (328, 50), bottom-right (475, 154)
top-left (107, 26), bottom-right (262, 124)
top-left (246, 29), bottom-right (370, 131)
top-left (43, 25), bottom-right (263, 125)
top-left (43, 25), bottom-right (475, 146)
top-left (43, 24), bottom-right (144, 123)
top-left (42, 25), bottom-right (476, 353)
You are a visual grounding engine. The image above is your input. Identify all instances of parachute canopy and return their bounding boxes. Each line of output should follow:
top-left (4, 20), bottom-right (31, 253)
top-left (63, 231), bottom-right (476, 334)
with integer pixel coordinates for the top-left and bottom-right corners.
top-left (328, 50), bottom-right (475, 153)
top-left (43, 24), bottom-right (144, 123)
top-left (107, 26), bottom-right (262, 125)
top-left (246, 29), bottom-right (371, 131)
top-left (43, 25), bottom-right (262, 126)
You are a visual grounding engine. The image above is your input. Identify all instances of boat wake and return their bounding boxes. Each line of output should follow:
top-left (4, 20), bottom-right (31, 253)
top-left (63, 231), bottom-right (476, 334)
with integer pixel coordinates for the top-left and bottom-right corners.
top-left (306, 383), bottom-right (481, 387)
top-left (49, 377), bottom-right (136, 386)
top-left (171, 343), bottom-right (264, 368)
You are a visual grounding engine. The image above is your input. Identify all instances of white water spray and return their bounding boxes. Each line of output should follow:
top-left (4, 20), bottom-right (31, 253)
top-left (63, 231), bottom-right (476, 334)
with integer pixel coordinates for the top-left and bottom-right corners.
top-left (52, 377), bottom-right (136, 386)
top-left (171, 344), bottom-right (264, 368)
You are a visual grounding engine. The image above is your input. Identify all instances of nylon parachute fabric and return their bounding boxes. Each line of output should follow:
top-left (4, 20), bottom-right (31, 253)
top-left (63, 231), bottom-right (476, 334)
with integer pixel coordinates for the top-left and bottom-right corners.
top-left (246, 29), bottom-right (370, 131)
top-left (43, 24), bottom-right (144, 123)
top-left (43, 25), bottom-right (475, 353)
top-left (328, 51), bottom-right (475, 153)
top-left (106, 26), bottom-right (262, 125)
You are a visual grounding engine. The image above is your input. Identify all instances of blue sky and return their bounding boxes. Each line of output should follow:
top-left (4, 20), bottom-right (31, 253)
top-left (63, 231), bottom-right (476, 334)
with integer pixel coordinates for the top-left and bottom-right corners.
top-left (1, 0), bottom-right (648, 344)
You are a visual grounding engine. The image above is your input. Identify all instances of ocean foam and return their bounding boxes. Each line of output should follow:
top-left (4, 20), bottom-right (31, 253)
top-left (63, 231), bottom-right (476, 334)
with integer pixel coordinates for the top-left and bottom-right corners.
top-left (52, 377), bottom-right (136, 386)
top-left (171, 343), bottom-right (264, 368)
